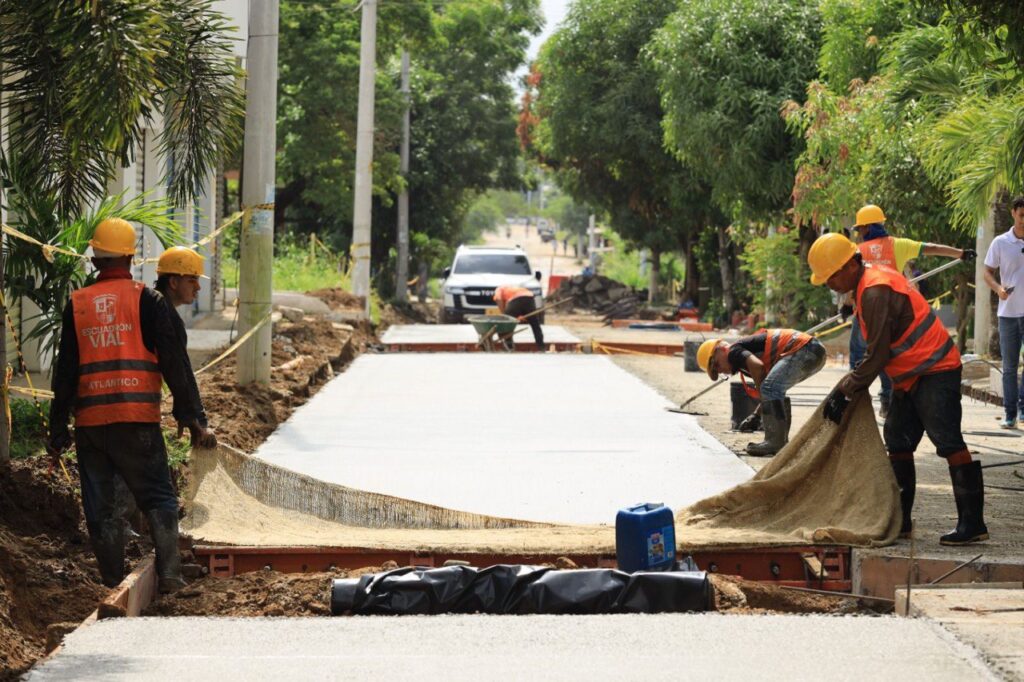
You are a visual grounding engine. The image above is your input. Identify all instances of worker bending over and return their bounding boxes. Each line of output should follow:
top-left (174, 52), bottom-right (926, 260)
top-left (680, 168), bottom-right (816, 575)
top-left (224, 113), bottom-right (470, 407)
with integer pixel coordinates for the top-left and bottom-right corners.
top-left (809, 233), bottom-right (987, 545)
top-left (697, 329), bottom-right (826, 456)
top-left (47, 220), bottom-right (215, 593)
top-left (846, 204), bottom-right (973, 417)
top-left (493, 285), bottom-right (546, 351)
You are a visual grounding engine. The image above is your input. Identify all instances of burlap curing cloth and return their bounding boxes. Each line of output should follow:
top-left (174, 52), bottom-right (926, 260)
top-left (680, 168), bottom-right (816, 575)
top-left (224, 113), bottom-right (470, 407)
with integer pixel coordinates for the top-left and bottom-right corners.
top-left (677, 392), bottom-right (901, 547)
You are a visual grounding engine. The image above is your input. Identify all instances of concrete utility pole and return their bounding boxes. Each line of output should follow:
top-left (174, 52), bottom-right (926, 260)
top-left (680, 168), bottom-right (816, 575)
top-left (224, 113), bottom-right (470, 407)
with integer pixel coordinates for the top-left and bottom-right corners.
top-left (351, 0), bottom-right (378, 317)
top-left (395, 49), bottom-right (411, 304)
top-left (238, 0), bottom-right (279, 385)
top-left (974, 207), bottom-right (995, 355)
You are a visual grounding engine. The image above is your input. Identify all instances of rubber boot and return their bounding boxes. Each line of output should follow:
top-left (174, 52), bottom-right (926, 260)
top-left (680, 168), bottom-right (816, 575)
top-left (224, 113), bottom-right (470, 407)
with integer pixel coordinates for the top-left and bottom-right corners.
top-left (92, 519), bottom-right (126, 588)
top-left (889, 456), bottom-right (915, 538)
top-left (736, 411), bottom-right (761, 433)
top-left (147, 508), bottom-right (186, 593)
top-left (939, 461), bottom-right (989, 546)
top-left (746, 400), bottom-right (787, 457)
top-left (783, 397), bottom-right (792, 432)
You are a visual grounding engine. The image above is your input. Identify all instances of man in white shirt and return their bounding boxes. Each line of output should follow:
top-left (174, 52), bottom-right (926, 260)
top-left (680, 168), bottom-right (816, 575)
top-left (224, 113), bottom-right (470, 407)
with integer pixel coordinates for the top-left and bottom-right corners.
top-left (983, 196), bottom-right (1024, 428)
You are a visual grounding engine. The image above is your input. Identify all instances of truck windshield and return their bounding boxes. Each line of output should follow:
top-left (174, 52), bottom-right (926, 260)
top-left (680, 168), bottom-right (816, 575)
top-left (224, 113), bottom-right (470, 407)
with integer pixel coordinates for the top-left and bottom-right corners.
top-left (454, 254), bottom-right (532, 275)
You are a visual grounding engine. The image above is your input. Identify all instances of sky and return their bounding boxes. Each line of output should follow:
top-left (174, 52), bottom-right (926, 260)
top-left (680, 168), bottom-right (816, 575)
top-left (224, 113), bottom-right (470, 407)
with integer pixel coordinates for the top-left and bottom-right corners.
top-left (528, 0), bottom-right (572, 62)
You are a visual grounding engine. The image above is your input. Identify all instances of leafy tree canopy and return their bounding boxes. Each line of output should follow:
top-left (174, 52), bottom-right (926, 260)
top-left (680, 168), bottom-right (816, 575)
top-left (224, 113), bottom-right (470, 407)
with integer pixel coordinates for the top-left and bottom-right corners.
top-left (648, 0), bottom-right (821, 219)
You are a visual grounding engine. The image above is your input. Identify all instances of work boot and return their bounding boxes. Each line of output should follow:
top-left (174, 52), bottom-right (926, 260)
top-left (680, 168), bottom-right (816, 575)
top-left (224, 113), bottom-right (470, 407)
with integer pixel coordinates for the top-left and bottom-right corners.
top-left (92, 520), bottom-right (126, 588)
top-left (939, 461), bottom-right (989, 546)
top-left (783, 397), bottom-right (792, 432)
top-left (889, 456), bottom-right (915, 538)
top-left (746, 399), bottom-right (787, 457)
top-left (147, 508), bottom-right (186, 593)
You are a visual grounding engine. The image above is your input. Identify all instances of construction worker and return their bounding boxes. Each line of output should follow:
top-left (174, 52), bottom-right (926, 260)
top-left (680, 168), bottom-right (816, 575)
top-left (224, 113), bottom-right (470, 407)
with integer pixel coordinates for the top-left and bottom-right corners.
top-left (493, 284), bottom-right (546, 351)
top-left (696, 330), bottom-right (826, 456)
top-left (845, 204), bottom-right (974, 417)
top-left (808, 232), bottom-right (987, 545)
top-left (982, 196), bottom-right (1024, 428)
top-left (155, 246), bottom-right (218, 446)
top-left (46, 219), bottom-right (215, 593)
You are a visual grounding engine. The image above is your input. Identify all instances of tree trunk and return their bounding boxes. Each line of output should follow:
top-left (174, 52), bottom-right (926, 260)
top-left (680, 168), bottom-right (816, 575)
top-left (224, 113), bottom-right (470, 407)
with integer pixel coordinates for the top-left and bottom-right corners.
top-left (0, 236), bottom-right (9, 466)
top-left (684, 230), bottom-right (698, 302)
top-left (717, 223), bottom-right (736, 320)
top-left (648, 245), bottom-right (660, 304)
top-left (989, 191), bottom-right (1012, 357)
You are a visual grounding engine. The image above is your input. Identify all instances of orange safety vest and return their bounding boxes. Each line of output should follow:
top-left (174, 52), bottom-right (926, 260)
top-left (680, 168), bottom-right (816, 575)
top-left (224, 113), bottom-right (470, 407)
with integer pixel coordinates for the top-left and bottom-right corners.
top-left (493, 286), bottom-right (533, 306)
top-left (855, 264), bottom-right (960, 392)
top-left (71, 279), bottom-right (163, 426)
top-left (858, 236), bottom-right (897, 270)
top-left (739, 329), bottom-right (814, 400)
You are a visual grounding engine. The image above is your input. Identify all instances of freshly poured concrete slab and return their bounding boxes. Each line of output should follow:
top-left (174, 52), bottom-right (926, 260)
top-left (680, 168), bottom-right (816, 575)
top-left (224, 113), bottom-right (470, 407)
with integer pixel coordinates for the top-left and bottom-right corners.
top-left (252, 354), bottom-right (751, 524)
top-left (381, 323), bottom-right (579, 348)
top-left (30, 614), bottom-right (995, 680)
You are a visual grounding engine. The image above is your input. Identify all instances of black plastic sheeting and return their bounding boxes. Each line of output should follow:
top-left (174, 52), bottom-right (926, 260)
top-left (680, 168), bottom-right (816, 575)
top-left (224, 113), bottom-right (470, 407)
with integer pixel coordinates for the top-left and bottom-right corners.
top-left (330, 564), bottom-right (712, 616)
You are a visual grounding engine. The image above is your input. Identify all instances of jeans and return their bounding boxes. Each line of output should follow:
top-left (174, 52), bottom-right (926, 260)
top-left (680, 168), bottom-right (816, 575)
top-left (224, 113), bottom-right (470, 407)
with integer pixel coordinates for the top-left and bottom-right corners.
top-left (998, 316), bottom-right (1024, 420)
top-left (849, 317), bottom-right (893, 399)
top-left (760, 339), bottom-right (827, 401)
top-left (76, 423), bottom-right (178, 542)
top-left (883, 368), bottom-right (966, 457)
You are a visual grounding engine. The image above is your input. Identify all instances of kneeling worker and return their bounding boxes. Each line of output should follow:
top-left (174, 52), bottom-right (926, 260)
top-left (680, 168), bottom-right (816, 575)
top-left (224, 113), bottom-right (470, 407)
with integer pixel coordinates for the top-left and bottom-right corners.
top-left (493, 285), bottom-right (546, 351)
top-left (47, 220), bottom-right (216, 593)
top-left (697, 329), bottom-right (826, 456)
top-left (808, 232), bottom-right (986, 545)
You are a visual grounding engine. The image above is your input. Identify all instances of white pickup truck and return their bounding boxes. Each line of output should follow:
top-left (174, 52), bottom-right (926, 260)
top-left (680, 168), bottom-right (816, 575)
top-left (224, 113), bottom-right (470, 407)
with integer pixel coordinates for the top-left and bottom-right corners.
top-left (439, 245), bottom-right (544, 324)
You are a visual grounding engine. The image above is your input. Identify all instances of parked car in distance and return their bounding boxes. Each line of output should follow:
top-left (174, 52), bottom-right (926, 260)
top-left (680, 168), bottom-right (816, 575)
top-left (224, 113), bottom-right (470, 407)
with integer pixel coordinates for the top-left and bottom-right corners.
top-left (440, 245), bottom-right (544, 324)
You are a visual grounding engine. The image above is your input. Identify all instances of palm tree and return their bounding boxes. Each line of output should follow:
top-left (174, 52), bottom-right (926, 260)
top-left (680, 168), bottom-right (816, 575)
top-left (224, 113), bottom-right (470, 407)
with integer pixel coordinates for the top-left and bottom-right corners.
top-left (0, 0), bottom-right (245, 462)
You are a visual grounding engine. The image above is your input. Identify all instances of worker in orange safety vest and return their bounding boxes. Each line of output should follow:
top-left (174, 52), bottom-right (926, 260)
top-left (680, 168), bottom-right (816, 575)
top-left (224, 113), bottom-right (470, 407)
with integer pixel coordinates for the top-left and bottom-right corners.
top-left (809, 232), bottom-right (987, 546)
top-left (493, 285), bottom-right (546, 351)
top-left (47, 219), bottom-right (216, 593)
top-left (696, 329), bottom-right (826, 456)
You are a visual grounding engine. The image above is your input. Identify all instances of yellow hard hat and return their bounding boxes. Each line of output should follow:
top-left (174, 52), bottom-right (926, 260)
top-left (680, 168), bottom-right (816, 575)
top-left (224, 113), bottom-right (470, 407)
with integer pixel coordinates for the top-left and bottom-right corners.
top-left (157, 246), bottom-right (206, 277)
top-left (697, 339), bottom-right (721, 380)
top-left (854, 204), bottom-right (886, 227)
top-left (808, 232), bottom-right (858, 285)
top-left (89, 218), bottom-right (137, 256)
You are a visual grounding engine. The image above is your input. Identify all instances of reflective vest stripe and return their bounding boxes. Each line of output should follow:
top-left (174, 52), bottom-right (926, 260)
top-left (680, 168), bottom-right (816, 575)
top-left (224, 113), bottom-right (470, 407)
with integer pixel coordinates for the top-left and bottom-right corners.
top-left (889, 311), bottom-right (937, 358)
top-left (890, 337), bottom-right (956, 385)
top-left (76, 392), bottom-right (163, 409)
top-left (80, 359), bottom-right (160, 375)
top-left (855, 264), bottom-right (960, 391)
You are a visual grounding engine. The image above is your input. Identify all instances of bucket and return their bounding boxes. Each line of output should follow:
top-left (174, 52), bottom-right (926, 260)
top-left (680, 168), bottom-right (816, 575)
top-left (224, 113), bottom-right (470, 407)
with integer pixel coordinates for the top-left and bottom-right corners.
top-left (548, 274), bottom-right (567, 297)
top-left (615, 502), bottom-right (676, 573)
top-left (683, 340), bottom-right (701, 372)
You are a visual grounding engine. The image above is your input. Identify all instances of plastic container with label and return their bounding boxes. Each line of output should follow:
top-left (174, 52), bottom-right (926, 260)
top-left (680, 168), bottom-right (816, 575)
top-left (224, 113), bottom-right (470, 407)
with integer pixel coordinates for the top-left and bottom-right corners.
top-left (615, 502), bottom-right (676, 573)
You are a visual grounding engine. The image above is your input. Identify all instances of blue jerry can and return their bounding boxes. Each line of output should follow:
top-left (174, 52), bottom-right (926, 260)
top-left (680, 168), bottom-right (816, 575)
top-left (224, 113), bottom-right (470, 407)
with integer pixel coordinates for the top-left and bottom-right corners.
top-left (615, 502), bottom-right (676, 573)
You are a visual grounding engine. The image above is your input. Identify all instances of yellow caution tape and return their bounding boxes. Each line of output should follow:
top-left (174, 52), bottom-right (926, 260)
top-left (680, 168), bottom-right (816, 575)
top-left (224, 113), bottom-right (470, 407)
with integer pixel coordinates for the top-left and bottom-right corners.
top-left (2, 224), bottom-right (87, 261)
top-left (194, 313), bottom-right (273, 376)
top-left (8, 385), bottom-right (55, 399)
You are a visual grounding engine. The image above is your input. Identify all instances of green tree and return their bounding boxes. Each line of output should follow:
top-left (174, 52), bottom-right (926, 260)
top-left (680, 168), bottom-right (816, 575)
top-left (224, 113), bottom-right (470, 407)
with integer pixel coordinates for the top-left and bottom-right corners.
top-left (533, 0), bottom-right (710, 303)
top-left (649, 0), bottom-right (821, 220)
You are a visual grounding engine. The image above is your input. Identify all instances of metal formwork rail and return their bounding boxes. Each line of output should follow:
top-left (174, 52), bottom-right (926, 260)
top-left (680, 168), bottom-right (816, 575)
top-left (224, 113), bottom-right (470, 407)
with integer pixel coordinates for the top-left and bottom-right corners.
top-left (192, 544), bottom-right (852, 591)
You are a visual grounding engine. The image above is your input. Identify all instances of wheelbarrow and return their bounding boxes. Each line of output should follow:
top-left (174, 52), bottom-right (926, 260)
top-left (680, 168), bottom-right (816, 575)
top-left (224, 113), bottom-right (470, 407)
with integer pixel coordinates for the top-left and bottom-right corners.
top-left (467, 314), bottom-right (519, 352)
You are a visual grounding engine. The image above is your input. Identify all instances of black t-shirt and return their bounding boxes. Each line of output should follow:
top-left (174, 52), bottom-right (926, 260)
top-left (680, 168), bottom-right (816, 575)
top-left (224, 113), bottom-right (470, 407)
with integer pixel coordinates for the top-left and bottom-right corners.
top-left (726, 332), bottom-right (768, 374)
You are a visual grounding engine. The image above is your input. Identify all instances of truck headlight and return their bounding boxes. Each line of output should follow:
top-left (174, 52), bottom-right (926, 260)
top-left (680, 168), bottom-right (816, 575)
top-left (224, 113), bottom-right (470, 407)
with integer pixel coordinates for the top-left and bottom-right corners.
top-left (445, 286), bottom-right (464, 295)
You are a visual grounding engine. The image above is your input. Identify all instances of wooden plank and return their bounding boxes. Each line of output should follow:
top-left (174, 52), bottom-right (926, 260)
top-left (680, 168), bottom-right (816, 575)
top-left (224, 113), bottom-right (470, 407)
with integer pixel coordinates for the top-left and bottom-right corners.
top-left (98, 555), bottom-right (157, 619)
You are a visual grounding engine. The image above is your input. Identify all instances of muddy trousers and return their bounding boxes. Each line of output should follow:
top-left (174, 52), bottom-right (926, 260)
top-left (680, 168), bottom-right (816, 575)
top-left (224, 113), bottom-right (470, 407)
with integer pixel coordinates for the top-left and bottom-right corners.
top-left (76, 423), bottom-right (180, 588)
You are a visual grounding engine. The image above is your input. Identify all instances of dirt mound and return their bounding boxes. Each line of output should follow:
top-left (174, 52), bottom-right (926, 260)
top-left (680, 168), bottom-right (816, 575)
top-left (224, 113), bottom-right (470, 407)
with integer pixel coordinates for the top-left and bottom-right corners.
top-left (307, 287), bottom-right (364, 311)
top-left (188, 317), bottom-right (370, 452)
top-left (710, 574), bottom-right (869, 614)
top-left (144, 565), bottom-right (392, 617)
top-left (0, 458), bottom-right (107, 680)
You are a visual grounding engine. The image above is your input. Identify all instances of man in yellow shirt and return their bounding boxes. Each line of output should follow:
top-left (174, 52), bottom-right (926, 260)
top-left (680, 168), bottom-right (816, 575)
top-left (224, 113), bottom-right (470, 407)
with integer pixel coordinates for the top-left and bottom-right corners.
top-left (845, 204), bottom-right (973, 416)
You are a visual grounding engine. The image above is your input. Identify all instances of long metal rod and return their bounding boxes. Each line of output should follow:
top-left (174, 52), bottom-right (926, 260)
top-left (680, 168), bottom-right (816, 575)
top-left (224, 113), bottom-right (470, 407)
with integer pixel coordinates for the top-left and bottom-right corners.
top-left (671, 257), bottom-right (966, 409)
top-left (778, 585), bottom-right (895, 604)
top-left (927, 553), bottom-right (984, 586)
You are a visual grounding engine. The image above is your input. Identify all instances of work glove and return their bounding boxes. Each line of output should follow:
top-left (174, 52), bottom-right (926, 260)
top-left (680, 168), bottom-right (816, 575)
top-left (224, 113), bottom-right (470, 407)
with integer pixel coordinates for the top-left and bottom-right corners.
top-left (960, 248), bottom-right (976, 263)
top-left (46, 430), bottom-right (73, 472)
top-left (823, 389), bottom-right (850, 425)
top-left (840, 304), bottom-right (854, 322)
top-left (178, 420), bottom-right (218, 449)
